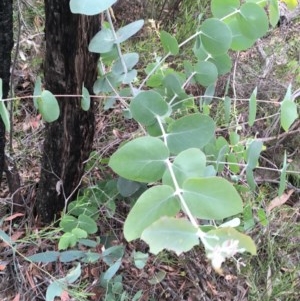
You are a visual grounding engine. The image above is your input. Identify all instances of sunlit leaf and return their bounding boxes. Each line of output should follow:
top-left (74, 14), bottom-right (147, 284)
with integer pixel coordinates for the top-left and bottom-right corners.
top-left (211, 0), bottom-right (240, 18)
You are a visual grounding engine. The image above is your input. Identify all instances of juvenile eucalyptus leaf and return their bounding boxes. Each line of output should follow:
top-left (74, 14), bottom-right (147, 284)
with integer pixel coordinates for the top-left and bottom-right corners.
top-left (280, 100), bottom-right (298, 132)
top-left (182, 177), bottom-right (243, 219)
top-left (227, 17), bottom-right (255, 51)
top-left (37, 90), bottom-right (60, 122)
top-left (115, 20), bottom-right (144, 44)
top-left (269, 0), bottom-right (280, 27)
top-left (70, 0), bottom-right (117, 15)
top-left (245, 140), bottom-right (263, 169)
top-left (237, 3), bottom-right (269, 40)
top-left (64, 263), bottom-right (82, 284)
top-left (194, 61), bottom-right (218, 86)
top-left (160, 31), bottom-right (179, 55)
top-left (162, 148), bottom-right (206, 188)
top-left (89, 28), bottom-right (115, 53)
top-left (109, 137), bottom-right (169, 182)
top-left (59, 232), bottom-right (77, 250)
top-left (46, 281), bottom-right (64, 301)
top-left (81, 86), bottom-right (90, 111)
top-left (112, 52), bottom-right (139, 75)
top-left (248, 87), bottom-right (257, 126)
top-left (200, 18), bottom-right (232, 56)
top-left (130, 91), bottom-right (170, 126)
top-left (167, 114), bottom-right (215, 154)
top-left (211, 0), bottom-right (240, 18)
top-left (141, 217), bottom-right (199, 255)
top-left (124, 185), bottom-right (180, 241)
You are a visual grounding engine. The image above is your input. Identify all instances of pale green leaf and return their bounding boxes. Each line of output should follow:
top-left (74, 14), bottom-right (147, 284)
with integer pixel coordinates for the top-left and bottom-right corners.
top-left (269, 0), bottom-right (280, 27)
top-left (46, 281), bottom-right (64, 301)
top-left (182, 177), bottom-right (243, 219)
top-left (248, 87), bottom-right (257, 126)
top-left (133, 251), bottom-right (149, 269)
top-left (28, 251), bottom-right (60, 263)
top-left (64, 263), bottom-right (81, 284)
top-left (280, 100), bottom-right (298, 132)
top-left (89, 28), bottom-right (115, 53)
top-left (78, 214), bottom-right (97, 234)
top-left (130, 91), bottom-right (170, 126)
top-left (200, 18), bottom-right (232, 56)
top-left (115, 20), bottom-right (144, 44)
top-left (124, 185), bottom-right (180, 241)
top-left (194, 61), bottom-right (218, 86)
top-left (211, 0), bottom-right (240, 18)
top-left (109, 137), bottom-right (169, 182)
top-left (112, 53), bottom-right (139, 75)
top-left (141, 217), bottom-right (198, 255)
top-left (81, 86), bottom-right (90, 111)
top-left (162, 148), bottom-right (206, 188)
top-left (167, 114), bottom-right (215, 154)
top-left (245, 140), bottom-right (263, 169)
top-left (160, 31), bottom-right (179, 55)
top-left (70, 0), bottom-right (117, 15)
top-left (237, 3), bottom-right (269, 40)
top-left (38, 90), bottom-right (60, 122)
top-left (58, 232), bottom-right (77, 250)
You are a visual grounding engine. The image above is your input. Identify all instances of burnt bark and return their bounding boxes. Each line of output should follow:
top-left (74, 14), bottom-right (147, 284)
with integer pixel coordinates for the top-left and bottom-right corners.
top-left (0, 0), bottom-right (13, 185)
top-left (36, 0), bottom-right (100, 223)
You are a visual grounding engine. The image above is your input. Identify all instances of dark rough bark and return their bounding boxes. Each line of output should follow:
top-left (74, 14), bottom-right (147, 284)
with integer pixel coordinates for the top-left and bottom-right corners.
top-left (0, 0), bottom-right (13, 185)
top-left (36, 0), bottom-right (100, 223)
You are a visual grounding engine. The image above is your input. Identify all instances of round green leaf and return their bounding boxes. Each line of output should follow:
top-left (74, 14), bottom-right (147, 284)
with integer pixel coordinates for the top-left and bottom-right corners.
top-left (78, 214), bottom-right (98, 234)
top-left (162, 148), bottom-right (206, 188)
top-left (130, 91), bottom-right (170, 126)
top-left (38, 90), bottom-right (60, 122)
top-left (109, 136), bottom-right (169, 182)
top-left (211, 0), bottom-right (240, 18)
top-left (70, 0), bottom-right (117, 15)
top-left (182, 177), bottom-right (243, 219)
top-left (141, 216), bottom-right (198, 255)
top-left (237, 3), bottom-right (269, 40)
top-left (200, 18), bottom-right (232, 56)
top-left (124, 185), bottom-right (179, 241)
top-left (160, 31), bottom-right (179, 55)
top-left (89, 28), bottom-right (115, 53)
top-left (167, 114), bottom-right (215, 154)
top-left (194, 61), bottom-right (218, 86)
top-left (227, 17), bottom-right (255, 51)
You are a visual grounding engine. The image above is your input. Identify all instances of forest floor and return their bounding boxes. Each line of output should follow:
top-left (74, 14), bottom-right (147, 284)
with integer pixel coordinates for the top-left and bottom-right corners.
top-left (0, 1), bottom-right (299, 301)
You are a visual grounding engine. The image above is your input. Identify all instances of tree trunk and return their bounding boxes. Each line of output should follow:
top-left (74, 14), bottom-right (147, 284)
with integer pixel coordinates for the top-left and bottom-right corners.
top-left (0, 0), bottom-right (13, 185)
top-left (36, 0), bottom-right (100, 223)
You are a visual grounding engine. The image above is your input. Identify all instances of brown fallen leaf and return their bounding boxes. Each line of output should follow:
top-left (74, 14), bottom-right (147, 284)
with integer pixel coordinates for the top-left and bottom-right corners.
top-left (266, 189), bottom-right (294, 213)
